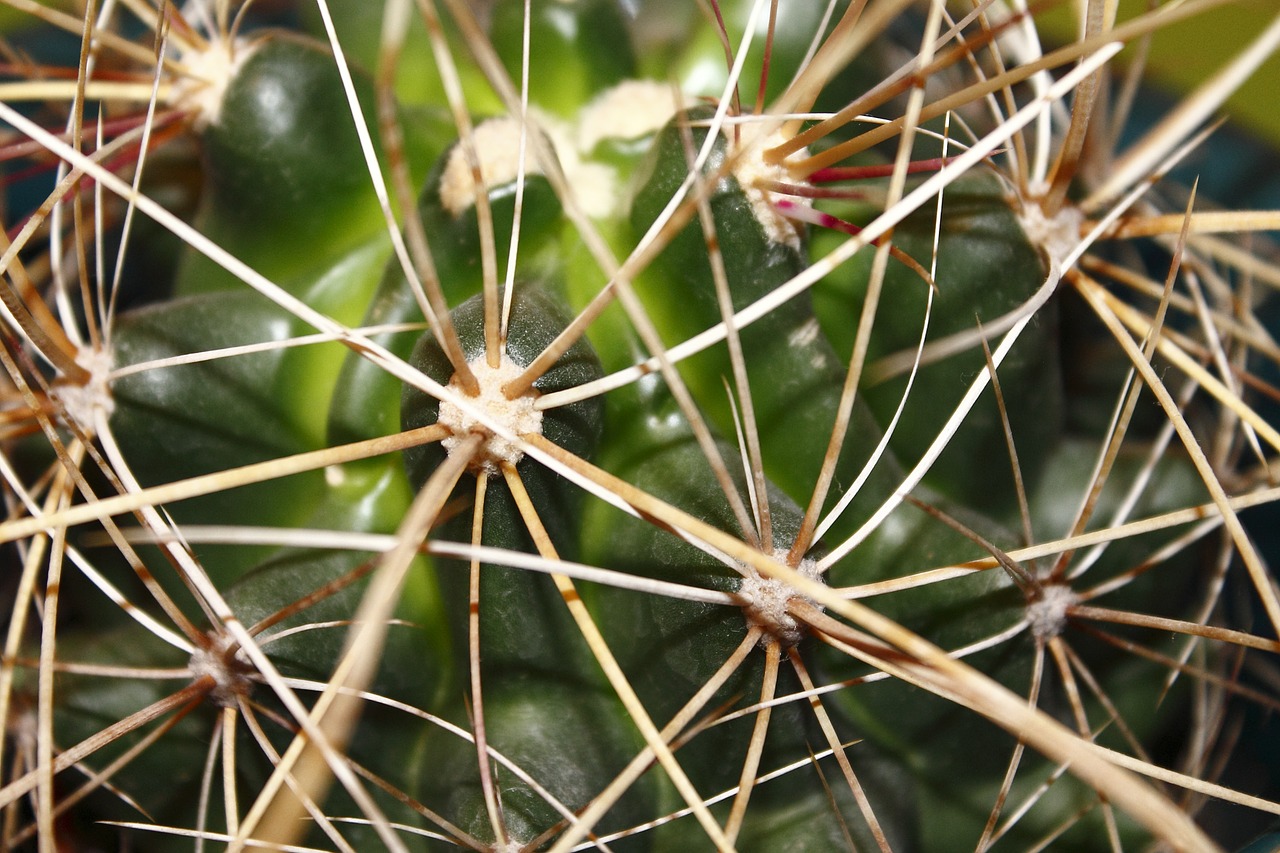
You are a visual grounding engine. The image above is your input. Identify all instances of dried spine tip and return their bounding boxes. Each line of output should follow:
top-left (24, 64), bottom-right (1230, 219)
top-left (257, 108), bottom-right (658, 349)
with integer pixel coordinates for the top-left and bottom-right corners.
top-left (438, 354), bottom-right (544, 475)
top-left (738, 550), bottom-right (825, 647)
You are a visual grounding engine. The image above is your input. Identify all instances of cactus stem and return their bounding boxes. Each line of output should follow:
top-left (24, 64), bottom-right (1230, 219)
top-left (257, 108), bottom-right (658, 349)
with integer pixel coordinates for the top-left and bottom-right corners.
top-left (8, 0), bottom-right (1280, 846)
top-left (502, 462), bottom-right (738, 851)
top-left (545, 629), bottom-right (763, 853)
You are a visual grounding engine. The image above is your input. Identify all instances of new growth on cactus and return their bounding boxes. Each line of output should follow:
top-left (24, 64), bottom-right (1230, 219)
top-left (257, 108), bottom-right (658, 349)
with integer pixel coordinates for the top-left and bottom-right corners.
top-left (2, 0), bottom-right (1280, 850)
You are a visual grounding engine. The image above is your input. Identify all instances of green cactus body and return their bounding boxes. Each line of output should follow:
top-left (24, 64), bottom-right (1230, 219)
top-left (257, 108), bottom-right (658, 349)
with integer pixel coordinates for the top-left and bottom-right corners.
top-left (4, 2), bottom-right (1279, 852)
top-left (812, 171), bottom-right (1064, 518)
top-left (628, 107), bottom-right (903, 529)
top-left (174, 37), bottom-right (392, 296)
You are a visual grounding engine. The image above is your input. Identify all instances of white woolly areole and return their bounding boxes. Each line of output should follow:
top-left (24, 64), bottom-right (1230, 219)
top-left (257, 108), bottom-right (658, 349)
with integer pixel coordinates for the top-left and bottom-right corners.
top-left (52, 346), bottom-right (114, 431)
top-left (577, 79), bottom-right (681, 153)
top-left (188, 633), bottom-right (253, 707)
top-left (440, 117), bottom-right (543, 217)
top-left (1018, 189), bottom-right (1085, 268)
top-left (438, 354), bottom-right (543, 474)
top-left (1025, 583), bottom-right (1079, 641)
top-left (728, 124), bottom-right (810, 251)
top-left (738, 549), bottom-right (825, 647)
top-left (172, 37), bottom-right (256, 130)
top-left (439, 114), bottom-right (617, 220)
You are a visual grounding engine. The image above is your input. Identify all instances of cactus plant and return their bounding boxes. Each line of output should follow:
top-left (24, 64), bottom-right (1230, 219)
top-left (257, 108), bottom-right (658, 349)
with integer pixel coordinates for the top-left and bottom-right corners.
top-left (2, 0), bottom-right (1280, 850)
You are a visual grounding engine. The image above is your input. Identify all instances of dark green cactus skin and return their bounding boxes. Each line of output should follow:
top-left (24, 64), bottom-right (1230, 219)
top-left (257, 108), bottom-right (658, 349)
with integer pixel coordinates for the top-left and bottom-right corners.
top-left (812, 172), bottom-right (1063, 518)
top-left (628, 107), bottom-right (904, 537)
top-left (175, 37), bottom-right (389, 296)
top-left (400, 287), bottom-right (656, 848)
top-left (579, 375), bottom-right (922, 851)
top-left (107, 290), bottom-right (327, 584)
top-left (20, 0), bottom-right (1268, 849)
top-left (326, 136), bottom-right (565, 448)
top-left (199, 39), bottom-right (380, 255)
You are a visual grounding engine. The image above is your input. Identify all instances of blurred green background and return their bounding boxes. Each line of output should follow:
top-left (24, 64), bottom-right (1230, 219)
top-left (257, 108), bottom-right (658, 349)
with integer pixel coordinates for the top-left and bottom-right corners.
top-left (1038, 0), bottom-right (1280, 147)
